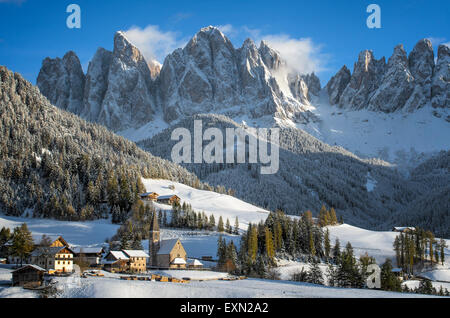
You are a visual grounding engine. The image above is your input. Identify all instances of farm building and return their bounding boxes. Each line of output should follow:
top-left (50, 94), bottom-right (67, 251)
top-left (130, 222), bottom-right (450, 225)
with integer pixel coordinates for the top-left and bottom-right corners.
top-left (12, 264), bottom-right (46, 287)
top-left (157, 194), bottom-right (181, 205)
top-left (33, 234), bottom-right (69, 248)
top-left (103, 250), bottom-right (149, 273)
top-left (31, 246), bottom-right (74, 273)
top-left (187, 259), bottom-right (204, 269)
top-left (122, 250), bottom-right (149, 273)
top-left (72, 247), bottom-right (105, 266)
top-left (392, 227), bottom-right (416, 233)
top-left (140, 192), bottom-right (159, 201)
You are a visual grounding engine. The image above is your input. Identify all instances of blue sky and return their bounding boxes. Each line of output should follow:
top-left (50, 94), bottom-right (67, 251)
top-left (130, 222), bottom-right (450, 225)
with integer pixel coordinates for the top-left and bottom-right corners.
top-left (0, 0), bottom-right (449, 85)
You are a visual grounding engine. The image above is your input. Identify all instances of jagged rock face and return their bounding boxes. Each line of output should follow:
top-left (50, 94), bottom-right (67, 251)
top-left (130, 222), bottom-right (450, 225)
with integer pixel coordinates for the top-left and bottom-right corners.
top-left (98, 31), bottom-right (156, 131)
top-left (326, 65), bottom-right (351, 105)
top-left (82, 47), bottom-right (112, 121)
top-left (37, 27), bottom-right (320, 130)
top-left (158, 26), bottom-right (315, 122)
top-left (158, 26), bottom-right (241, 121)
top-left (403, 39), bottom-right (435, 111)
top-left (37, 51), bottom-right (85, 114)
top-left (259, 40), bottom-right (284, 70)
top-left (431, 44), bottom-right (450, 109)
top-left (339, 50), bottom-right (386, 110)
top-left (288, 73), bottom-right (320, 104)
top-left (329, 39), bottom-right (449, 113)
top-left (368, 45), bottom-right (415, 112)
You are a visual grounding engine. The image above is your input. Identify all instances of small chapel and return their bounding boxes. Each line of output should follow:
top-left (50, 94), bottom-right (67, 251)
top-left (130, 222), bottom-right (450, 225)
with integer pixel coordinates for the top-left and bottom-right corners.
top-left (149, 212), bottom-right (188, 269)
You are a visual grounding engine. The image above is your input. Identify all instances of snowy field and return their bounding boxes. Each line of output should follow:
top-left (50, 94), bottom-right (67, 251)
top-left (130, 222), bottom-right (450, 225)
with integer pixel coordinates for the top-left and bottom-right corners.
top-left (55, 275), bottom-right (439, 298)
top-left (142, 178), bottom-right (270, 230)
top-left (0, 214), bottom-right (119, 246)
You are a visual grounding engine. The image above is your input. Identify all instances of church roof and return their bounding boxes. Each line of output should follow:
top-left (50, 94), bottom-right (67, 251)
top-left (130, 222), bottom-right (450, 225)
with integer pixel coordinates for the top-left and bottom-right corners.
top-left (157, 239), bottom-right (180, 255)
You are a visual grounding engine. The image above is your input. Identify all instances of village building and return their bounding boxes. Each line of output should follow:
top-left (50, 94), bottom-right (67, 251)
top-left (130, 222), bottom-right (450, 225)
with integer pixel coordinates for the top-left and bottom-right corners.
top-left (0, 258), bottom-right (6, 264)
top-left (8, 234), bottom-right (70, 265)
top-left (33, 234), bottom-right (69, 248)
top-left (72, 247), bottom-right (105, 266)
top-left (12, 264), bottom-right (46, 287)
top-left (140, 192), bottom-right (159, 201)
top-left (157, 239), bottom-right (187, 269)
top-left (103, 251), bottom-right (129, 273)
top-left (187, 259), bottom-right (204, 269)
top-left (157, 194), bottom-right (181, 205)
top-left (102, 250), bottom-right (149, 273)
top-left (392, 227), bottom-right (416, 233)
top-left (148, 212), bottom-right (187, 269)
top-left (122, 250), bottom-right (149, 273)
top-left (31, 246), bottom-right (74, 273)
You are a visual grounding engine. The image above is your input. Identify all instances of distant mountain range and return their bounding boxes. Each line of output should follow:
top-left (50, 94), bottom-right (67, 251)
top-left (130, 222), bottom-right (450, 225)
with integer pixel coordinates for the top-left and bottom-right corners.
top-left (36, 27), bottom-right (449, 134)
top-left (3, 26), bottom-right (448, 236)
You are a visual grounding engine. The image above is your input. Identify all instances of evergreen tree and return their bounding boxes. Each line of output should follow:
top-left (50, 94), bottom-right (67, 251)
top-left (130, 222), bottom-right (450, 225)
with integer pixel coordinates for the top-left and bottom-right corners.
top-left (324, 229), bottom-right (331, 261)
top-left (307, 259), bottom-right (324, 285)
top-left (264, 227), bottom-right (275, 262)
top-left (333, 238), bottom-right (341, 263)
top-left (209, 214), bottom-right (216, 231)
top-left (234, 216), bottom-right (239, 235)
top-left (11, 223), bottom-right (34, 266)
top-left (225, 218), bottom-right (232, 234)
top-left (380, 258), bottom-right (402, 292)
top-left (439, 238), bottom-right (447, 265)
top-left (218, 216), bottom-right (224, 233)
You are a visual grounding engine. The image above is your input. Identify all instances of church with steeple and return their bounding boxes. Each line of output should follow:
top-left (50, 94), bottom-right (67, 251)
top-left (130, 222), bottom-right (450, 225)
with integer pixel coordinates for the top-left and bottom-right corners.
top-left (148, 211), bottom-right (187, 269)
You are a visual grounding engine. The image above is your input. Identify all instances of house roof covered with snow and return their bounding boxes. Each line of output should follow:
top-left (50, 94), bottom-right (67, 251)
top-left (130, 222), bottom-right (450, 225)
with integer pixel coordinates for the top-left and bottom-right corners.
top-left (122, 250), bottom-right (149, 258)
top-left (157, 194), bottom-right (179, 200)
top-left (188, 259), bottom-right (203, 266)
top-left (393, 227), bottom-right (416, 232)
top-left (107, 251), bottom-right (129, 260)
top-left (171, 258), bottom-right (187, 265)
top-left (71, 247), bottom-right (104, 255)
top-left (31, 246), bottom-right (73, 257)
top-left (12, 264), bottom-right (47, 273)
top-left (157, 239), bottom-right (180, 255)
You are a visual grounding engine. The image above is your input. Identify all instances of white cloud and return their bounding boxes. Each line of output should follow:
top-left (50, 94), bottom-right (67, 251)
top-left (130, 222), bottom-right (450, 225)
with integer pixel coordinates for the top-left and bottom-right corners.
top-left (262, 34), bottom-right (327, 75)
top-left (123, 25), bottom-right (188, 64)
top-left (427, 37), bottom-right (446, 47)
top-left (123, 24), bottom-right (328, 75)
top-left (217, 25), bottom-right (328, 75)
top-left (216, 24), bottom-right (235, 35)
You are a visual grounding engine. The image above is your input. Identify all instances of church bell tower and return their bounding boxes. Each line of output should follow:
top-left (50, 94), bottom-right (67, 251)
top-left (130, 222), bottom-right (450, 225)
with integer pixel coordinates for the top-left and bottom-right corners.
top-left (149, 211), bottom-right (160, 267)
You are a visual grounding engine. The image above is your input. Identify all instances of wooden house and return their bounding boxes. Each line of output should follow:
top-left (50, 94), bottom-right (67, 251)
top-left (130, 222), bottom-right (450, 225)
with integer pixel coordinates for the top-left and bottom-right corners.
top-left (140, 192), bottom-right (159, 201)
top-left (392, 227), bottom-right (416, 233)
top-left (12, 264), bottom-right (46, 287)
top-left (157, 194), bottom-right (181, 205)
top-left (31, 246), bottom-right (74, 273)
top-left (72, 247), bottom-right (104, 266)
top-left (157, 238), bottom-right (187, 269)
top-left (122, 250), bottom-right (149, 273)
top-left (33, 234), bottom-right (69, 248)
top-left (103, 251), bottom-right (129, 273)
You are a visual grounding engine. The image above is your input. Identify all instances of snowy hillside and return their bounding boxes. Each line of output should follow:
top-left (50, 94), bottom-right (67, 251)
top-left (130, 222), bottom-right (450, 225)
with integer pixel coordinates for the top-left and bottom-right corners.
top-left (291, 91), bottom-right (450, 169)
top-left (141, 178), bottom-right (271, 230)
